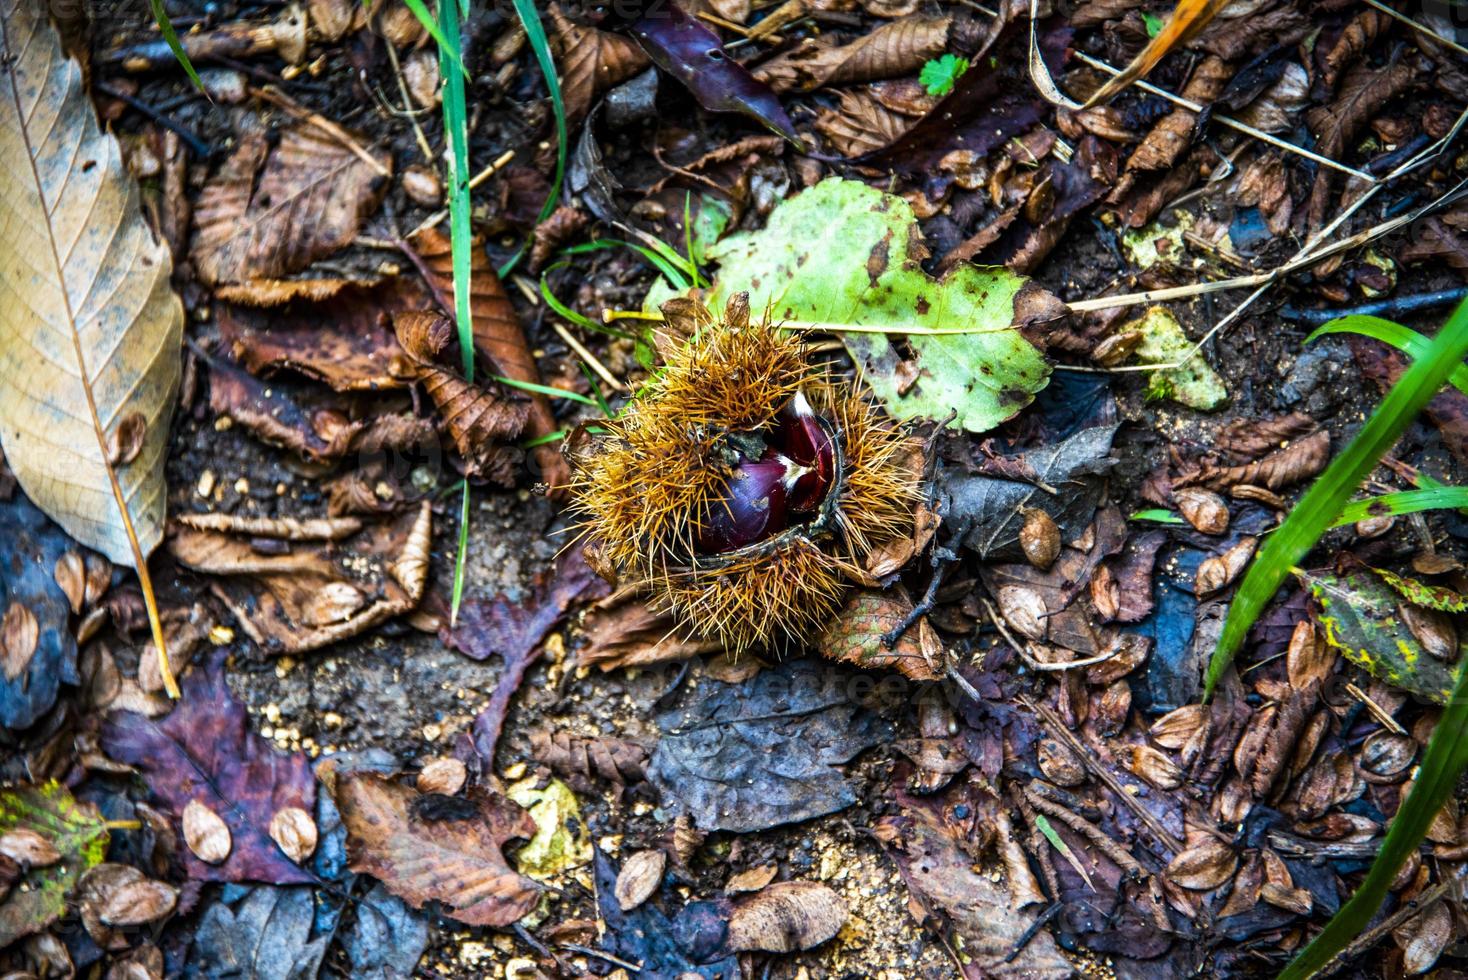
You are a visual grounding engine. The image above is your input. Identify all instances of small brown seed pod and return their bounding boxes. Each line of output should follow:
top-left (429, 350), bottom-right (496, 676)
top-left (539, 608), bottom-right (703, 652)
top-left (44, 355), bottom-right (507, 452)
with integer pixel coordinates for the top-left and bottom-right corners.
top-left (569, 294), bottom-right (924, 653)
top-left (1019, 509), bottom-right (1061, 569)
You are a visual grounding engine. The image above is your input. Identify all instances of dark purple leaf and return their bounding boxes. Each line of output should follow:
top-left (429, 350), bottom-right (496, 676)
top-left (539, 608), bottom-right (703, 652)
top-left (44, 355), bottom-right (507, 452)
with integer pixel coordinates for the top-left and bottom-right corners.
top-left (0, 491), bottom-right (80, 730)
top-left (856, 21), bottom-right (1066, 171)
top-left (629, 4), bottom-right (800, 145)
top-left (593, 848), bottom-right (738, 979)
top-left (101, 651), bottom-right (317, 885)
top-left (445, 543), bottom-right (608, 764)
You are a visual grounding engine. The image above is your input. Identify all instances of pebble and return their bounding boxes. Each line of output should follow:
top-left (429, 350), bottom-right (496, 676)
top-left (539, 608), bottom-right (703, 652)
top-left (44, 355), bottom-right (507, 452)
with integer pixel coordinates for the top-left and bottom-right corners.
top-left (196, 470), bottom-right (216, 497)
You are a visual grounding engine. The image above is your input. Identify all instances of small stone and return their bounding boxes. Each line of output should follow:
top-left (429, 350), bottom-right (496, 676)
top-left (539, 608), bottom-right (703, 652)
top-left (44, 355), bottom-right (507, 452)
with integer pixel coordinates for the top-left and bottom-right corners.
top-left (196, 470), bottom-right (216, 498)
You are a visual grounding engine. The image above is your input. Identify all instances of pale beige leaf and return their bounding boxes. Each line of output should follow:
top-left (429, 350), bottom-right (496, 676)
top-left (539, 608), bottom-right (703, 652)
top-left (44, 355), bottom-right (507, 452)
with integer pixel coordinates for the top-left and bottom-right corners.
top-left (0, 0), bottom-right (182, 565)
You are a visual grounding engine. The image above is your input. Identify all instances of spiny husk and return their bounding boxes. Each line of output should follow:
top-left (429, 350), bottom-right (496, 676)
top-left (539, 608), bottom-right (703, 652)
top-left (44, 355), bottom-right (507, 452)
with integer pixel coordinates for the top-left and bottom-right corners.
top-left (570, 294), bottom-right (923, 653)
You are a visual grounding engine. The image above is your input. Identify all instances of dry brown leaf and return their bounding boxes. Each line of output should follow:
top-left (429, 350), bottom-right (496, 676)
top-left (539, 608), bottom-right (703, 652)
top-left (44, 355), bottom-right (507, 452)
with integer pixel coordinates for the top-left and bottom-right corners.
top-left (1177, 429), bottom-right (1330, 492)
top-left (190, 125), bottom-right (390, 285)
top-left (1304, 60), bottom-right (1419, 231)
top-left (168, 503), bottom-right (431, 655)
top-left (1125, 56), bottom-right (1231, 173)
top-left (755, 15), bottom-right (950, 93)
top-left (334, 772), bottom-right (541, 927)
top-left (814, 88), bottom-right (916, 157)
top-left (726, 880), bottom-right (846, 952)
top-left (1084, 0), bottom-right (1230, 106)
top-left (726, 864), bottom-right (779, 894)
top-left (577, 587), bottom-right (722, 671)
top-left (547, 5), bottom-right (650, 128)
top-left (614, 849), bottom-right (666, 910)
top-left (0, 0), bottom-right (182, 566)
top-left (392, 312), bottom-right (530, 482)
top-left (408, 227), bottom-right (569, 490)
top-left (1322, 8), bottom-right (1391, 89)
top-left (529, 731), bottom-right (648, 796)
top-left (0, 828), bottom-right (60, 867)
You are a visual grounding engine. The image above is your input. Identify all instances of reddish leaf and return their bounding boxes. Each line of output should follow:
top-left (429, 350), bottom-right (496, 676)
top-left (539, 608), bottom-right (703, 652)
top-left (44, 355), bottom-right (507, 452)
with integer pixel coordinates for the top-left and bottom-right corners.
top-left (334, 773), bottom-right (540, 927)
top-left (100, 652), bottom-right (317, 885)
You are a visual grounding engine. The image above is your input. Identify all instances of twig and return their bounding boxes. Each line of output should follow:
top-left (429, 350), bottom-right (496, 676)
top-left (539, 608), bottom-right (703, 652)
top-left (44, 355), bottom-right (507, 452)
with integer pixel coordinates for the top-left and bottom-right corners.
top-left (250, 85), bottom-right (390, 176)
top-left (1344, 682), bottom-right (1409, 735)
top-left (94, 81), bottom-right (211, 158)
top-left (551, 321), bottom-right (630, 393)
top-left (558, 944), bottom-right (641, 971)
top-left (1020, 695), bottom-right (1185, 854)
top-left (1070, 52), bottom-right (1376, 183)
top-left (1280, 288), bottom-right (1468, 325)
top-left (1003, 903), bottom-right (1063, 963)
top-left (381, 33), bottom-right (436, 162)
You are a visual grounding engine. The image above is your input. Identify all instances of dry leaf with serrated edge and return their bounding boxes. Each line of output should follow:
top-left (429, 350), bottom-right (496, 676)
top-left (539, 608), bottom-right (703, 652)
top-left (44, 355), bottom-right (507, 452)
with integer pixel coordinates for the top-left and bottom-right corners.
top-left (407, 228), bottom-right (569, 491)
top-left (190, 126), bottom-right (389, 286)
top-left (334, 773), bottom-right (540, 927)
top-left (392, 312), bottom-right (529, 482)
top-left (814, 88), bottom-right (915, 157)
top-left (0, 0), bottom-right (182, 582)
top-left (614, 849), bottom-right (665, 910)
top-left (547, 5), bottom-right (649, 128)
top-left (755, 16), bottom-right (950, 93)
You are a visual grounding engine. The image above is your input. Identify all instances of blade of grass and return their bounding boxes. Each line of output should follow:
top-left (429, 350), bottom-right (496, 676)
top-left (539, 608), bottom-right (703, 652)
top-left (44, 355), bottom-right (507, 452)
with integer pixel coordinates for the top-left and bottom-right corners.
top-left (149, 0), bottom-right (204, 91)
top-left (494, 375), bottom-right (600, 406)
top-left (538, 270), bottom-right (628, 336)
top-left (1131, 508), bottom-right (1185, 524)
top-left (563, 239), bottom-right (693, 289)
top-left (1204, 299), bottom-right (1468, 698)
top-left (523, 428), bottom-right (568, 448)
top-left (1280, 660), bottom-right (1468, 978)
top-left (498, 0), bottom-right (566, 278)
top-left (1330, 487), bottom-right (1468, 527)
top-left (1308, 314), bottom-right (1468, 396)
top-left (395, 0), bottom-right (467, 77)
top-left (436, 0), bottom-right (475, 624)
top-left (1034, 814), bottom-right (1094, 891)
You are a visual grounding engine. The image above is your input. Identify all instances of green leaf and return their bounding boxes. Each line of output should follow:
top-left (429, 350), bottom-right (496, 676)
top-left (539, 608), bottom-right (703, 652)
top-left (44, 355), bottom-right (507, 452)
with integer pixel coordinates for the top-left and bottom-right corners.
top-left (1307, 315), bottom-right (1468, 397)
top-left (1303, 569), bottom-right (1462, 704)
top-left (1331, 487), bottom-right (1468, 527)
top-left (1130, 508), bottom-right (1185, 524)
top-left (0, 781), bottom-right (110, 947)
top-left (701, 178), bottom-right (1052, 433)
top-left (1373, 566), bottom-right (1468, 613)
top-left (505, 778), bottom-right (592, 879)
top-left (1142, 11), bottom-right (1165, 36)
top-left (1205, 300), bottom-right (1468, 698)
top-left (919, 53), bottom-right (969, 96)
top-left (1125, 307), bottom-right (1227, 410)
top-left (1281, 649), bottom-right (1468, 979)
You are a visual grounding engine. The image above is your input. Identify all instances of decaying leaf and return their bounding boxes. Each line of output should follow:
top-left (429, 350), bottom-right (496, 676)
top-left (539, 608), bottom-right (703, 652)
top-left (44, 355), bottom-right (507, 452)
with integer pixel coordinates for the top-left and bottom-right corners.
top-left (1176, 428), bottom-right (1330, 492)
top-left (1166, 838), bottom-right (1238, 891)
top-left (100, 652), bottom-right (317, 884)
top-left (0, 494), bottom-right (80, 729)
top-left (0, 782), bottom-right (109, 948)
top-left (548, 5), bottom-right (650, 127)
top-left (818, 589), bottom-right (941, 681)
top-left (1120, 308), bottom-right (1227, 410)
top-left (0, 0), bottom-right (182, 566)
top-left (186, 885), bottom-right (330, 980)
top-left (576, 587), bottom-right (723, 671)
top-left (334, 772), bottom-right (541, 927)
top-left (392, 312), bottom-right (529, 482)
top-left (698, 177), bottom-right (1056, 432)
top-left (530, 731), bottom-right (648, 797)
top-left (504, 776), bottom-right (593, 880)
top-left (190, 125), bottom-right (390, 285)
top-left (755, 15), bottom-right (951, 93)
top-left (168, 503), bottom-right (431, 655)
top-left (814, 87), bottom-right (918, 157)
top-left (1305, 569), bottom-right (1462, 704)
top-left (648, 659), bottom-right (891, 833)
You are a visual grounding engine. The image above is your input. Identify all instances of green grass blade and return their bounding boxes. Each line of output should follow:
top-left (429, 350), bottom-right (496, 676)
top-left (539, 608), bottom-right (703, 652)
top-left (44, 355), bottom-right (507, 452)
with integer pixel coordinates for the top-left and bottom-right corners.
top-left (149, 0), bottom-right (205, 92)
top-left (1205, 300), bottom-right (1468, 698)
top-left (1308, 315), bottom-right (1468, 396)
top-left (497, 0), bottom-right (567, 278)
top-left (493, 375), bottom-right (599, 406)
top-left (1131, 508), bottom-right (1184, 524)
top-left (1280, 660), bottom-right (1468, 978)
top-left (396, 0), bottom-right (467, 77)
top-left (522, 428), bottom-right (568, 448)
top-left (436, 0), bottom-right (475, 623)
top-left (1331, 487), bottom-right (1468, 527)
